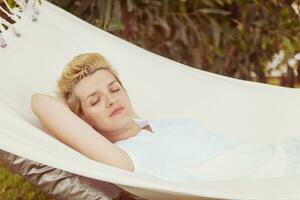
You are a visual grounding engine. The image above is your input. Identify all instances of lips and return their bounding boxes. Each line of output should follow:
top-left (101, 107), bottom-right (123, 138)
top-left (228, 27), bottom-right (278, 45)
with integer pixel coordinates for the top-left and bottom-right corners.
top-left (110, 107), bottom-right (124, 117)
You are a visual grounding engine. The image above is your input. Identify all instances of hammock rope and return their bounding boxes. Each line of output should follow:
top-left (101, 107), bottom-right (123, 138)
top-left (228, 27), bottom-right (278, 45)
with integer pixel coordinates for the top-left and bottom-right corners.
top-left (0, 0), bottom-right (39, 47)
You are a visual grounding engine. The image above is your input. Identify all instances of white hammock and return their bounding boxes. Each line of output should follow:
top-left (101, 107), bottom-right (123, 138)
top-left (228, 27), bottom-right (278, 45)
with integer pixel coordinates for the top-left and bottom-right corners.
top-left (1, 0), bottom-right (300, 199)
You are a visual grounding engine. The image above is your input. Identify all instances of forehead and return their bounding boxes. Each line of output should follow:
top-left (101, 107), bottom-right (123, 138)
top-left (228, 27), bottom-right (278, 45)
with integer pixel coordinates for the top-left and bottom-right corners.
top-left (73, 69), bottom-right (117, 99)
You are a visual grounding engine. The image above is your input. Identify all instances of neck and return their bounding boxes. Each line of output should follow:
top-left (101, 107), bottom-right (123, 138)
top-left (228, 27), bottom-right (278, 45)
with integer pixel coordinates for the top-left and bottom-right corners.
top-left (105, 120), bottom-right (142, 143)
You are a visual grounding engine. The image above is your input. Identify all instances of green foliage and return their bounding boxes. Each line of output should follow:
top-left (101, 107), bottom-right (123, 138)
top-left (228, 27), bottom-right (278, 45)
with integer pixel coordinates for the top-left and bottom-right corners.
top-left (0, 162), bottom-right (50, 200)
top-left (7, 0), bottom-right (15, 8)
top-left (49, 0), bottom-right (300, 87)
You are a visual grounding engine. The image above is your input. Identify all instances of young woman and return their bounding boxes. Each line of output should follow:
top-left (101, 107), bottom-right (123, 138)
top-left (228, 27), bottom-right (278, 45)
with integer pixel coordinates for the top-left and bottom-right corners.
top-left (31, 53), bottom-right (300, 183)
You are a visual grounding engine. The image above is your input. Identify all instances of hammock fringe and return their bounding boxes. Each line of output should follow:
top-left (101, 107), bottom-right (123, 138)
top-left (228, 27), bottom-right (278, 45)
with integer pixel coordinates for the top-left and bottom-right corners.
top-left (0, 0), bottom-right (39, 48)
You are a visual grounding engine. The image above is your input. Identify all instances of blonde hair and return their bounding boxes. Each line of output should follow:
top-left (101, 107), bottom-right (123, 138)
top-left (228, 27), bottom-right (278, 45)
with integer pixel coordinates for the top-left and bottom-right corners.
top-left (56, 53), bottom-right (123, 117)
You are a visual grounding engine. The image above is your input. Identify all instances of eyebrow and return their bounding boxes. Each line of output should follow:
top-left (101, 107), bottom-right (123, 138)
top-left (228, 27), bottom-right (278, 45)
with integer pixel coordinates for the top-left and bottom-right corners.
top-left (84, 80), bottom-right (119, 102)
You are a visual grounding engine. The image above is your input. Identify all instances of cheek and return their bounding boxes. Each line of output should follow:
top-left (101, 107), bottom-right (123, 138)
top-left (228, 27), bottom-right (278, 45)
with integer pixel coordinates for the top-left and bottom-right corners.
top-left (122, 93), bottom-right (131, 103)
top-left (84, 107), bottom-right (106, 124)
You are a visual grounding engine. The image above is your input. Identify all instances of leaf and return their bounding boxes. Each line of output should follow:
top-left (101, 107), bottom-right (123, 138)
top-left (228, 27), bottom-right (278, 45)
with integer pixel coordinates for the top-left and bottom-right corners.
top-left (282, 36), bottom-right (294, 55)
top-left (197, 8), bottom-right (231, 16)
top-left (209, 18), bottom-right (221, 47)
top-left (261, 36), bottom-right (267, 50)
top-left (155, 17), bottom-right (171, 38)
top-left (200, 0), bottom-right (214, 7)
top-left (8, 0), bottom-right (15, 8)
top-left (103, 0), bottom-right (113, 30)
top-left (75, 0), bottom-right (93, 16)
top-left (107, 17), bottom-right (123, 32)
top-left (126, 0), bottom-right (134, 12)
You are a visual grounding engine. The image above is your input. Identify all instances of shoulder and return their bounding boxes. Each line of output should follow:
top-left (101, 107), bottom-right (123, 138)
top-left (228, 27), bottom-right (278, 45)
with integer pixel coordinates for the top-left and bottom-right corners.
top-left (148, 118), bottom-right (200, 131)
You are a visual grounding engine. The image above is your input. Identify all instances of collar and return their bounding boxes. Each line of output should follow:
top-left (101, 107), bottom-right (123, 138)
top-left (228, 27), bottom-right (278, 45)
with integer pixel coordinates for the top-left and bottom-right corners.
top-left (133, 118), bottom-right (149, 127)
top-left (133, 118), bottom-right (154, 133)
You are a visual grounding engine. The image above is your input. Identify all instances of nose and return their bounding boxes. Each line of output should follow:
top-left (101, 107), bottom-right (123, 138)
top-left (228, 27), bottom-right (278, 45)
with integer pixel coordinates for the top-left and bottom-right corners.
top-left (106, 93), bottom-right (117, 107)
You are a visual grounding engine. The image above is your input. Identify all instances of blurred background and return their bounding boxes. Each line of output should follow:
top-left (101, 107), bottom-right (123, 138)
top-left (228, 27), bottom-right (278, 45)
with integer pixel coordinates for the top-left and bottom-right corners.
top-left (49, 0), bottom-right (300, 88)
top-left (0, 0), bottom-right (300, 199)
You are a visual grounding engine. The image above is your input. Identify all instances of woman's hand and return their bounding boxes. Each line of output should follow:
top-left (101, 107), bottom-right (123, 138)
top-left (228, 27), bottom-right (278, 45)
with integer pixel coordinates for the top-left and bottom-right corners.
top-left (31, 93), bottom-right (134, 172)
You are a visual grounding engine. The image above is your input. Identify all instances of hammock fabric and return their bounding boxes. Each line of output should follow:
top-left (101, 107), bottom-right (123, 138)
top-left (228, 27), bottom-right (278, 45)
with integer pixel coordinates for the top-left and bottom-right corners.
top-left (1, 0), bottom-right (300, 200)
top-left (0, 149), bottom-right (138, 200)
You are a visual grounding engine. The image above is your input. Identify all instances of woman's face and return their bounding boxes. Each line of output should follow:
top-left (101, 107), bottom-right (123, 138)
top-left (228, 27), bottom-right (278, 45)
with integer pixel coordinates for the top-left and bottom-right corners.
top-left (73, 69), bottom-right (135, 133)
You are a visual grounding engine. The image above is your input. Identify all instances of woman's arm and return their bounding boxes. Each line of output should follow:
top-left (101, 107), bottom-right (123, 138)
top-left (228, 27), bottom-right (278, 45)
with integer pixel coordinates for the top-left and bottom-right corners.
top-left (31, 94), bottom-right (134, 171)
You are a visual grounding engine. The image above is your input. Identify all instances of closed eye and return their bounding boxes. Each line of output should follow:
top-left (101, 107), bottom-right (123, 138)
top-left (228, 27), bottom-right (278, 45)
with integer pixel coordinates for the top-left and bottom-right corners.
top-left (112, 88), bottom-right (120, 92)
top-left (90, 88), bottom-right (120, 106)
top-left (91, 99), bottom-right (99, 106)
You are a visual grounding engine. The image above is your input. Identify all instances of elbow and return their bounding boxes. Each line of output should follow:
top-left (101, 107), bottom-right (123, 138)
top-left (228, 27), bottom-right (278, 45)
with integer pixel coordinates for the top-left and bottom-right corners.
top-left (31, 94), bottom-right (67, 114)
top-left (31, 93), bottom-right (44, 115)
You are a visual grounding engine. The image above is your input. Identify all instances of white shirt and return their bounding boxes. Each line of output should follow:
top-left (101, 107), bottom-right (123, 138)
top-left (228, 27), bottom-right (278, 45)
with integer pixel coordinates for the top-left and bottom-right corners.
top-left (115, 118), bottom-right (300, 183)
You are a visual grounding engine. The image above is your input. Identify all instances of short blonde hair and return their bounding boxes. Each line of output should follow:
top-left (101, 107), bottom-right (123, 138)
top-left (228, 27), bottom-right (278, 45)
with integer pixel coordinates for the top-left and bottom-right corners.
top-left (56, 53), bottom-right (123, 117)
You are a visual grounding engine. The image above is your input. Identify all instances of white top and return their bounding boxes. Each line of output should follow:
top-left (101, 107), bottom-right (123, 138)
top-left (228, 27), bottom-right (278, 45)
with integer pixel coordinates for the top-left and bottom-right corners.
top-left (115, 118), bottom-right (300, 183)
